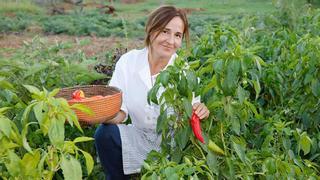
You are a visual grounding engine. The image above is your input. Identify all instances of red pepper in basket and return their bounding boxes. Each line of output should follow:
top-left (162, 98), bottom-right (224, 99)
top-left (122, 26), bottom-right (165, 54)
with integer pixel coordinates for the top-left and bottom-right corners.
top-left (190, 111), bottom-right (204, 144)
top-left (72, 90), bottom-right (85, 100)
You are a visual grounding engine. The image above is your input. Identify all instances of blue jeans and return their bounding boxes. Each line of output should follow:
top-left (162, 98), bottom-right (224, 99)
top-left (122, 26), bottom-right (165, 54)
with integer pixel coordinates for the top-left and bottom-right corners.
top-left (94, 124), bottom-right (130, 180)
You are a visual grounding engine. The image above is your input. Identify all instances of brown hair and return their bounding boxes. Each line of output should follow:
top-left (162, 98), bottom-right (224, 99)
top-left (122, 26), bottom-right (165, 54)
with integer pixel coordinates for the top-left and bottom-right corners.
top-left (144, 5), bottom-right (190, 48)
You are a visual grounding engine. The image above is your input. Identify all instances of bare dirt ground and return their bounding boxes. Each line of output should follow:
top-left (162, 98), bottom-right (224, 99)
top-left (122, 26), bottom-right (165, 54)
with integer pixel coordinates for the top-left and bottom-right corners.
top-left (0, 33), bottom-right (144, 58)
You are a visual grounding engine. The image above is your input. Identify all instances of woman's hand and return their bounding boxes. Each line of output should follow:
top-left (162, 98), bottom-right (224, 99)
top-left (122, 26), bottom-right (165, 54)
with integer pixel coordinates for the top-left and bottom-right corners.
top-left (192, 102), bottom-right (210, 120)
top-left (103, 110), bottom-right (126, 124)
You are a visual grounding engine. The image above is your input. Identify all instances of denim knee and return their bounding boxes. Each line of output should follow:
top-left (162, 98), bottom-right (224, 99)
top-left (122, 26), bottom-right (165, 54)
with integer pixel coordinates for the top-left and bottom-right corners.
top-left (94, 124), bottom-right (121, 149)
top-left (94, 124), bottom-right (126, 180)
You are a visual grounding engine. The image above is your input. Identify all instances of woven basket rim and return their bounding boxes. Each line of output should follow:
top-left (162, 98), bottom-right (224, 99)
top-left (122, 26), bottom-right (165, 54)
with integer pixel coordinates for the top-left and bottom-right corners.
top-left (56, 85), bottom-right (122, 123)
top-left (60, 85), bottom-right (122, 92)
top-left (57, 85), bottom-right (122, 102)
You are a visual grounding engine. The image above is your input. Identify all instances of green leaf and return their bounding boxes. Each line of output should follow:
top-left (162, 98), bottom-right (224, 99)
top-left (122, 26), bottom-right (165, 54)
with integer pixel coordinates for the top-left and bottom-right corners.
top-left (282, 138), bottom-right (291, 150)
top-left (68, 112), bottom-right (82, 133)
top-left (175, 125), bottom-right (191, 150)
top-left (21, 150), bottom-right (41, 175)
top-left (22, 122), bottom-right (38, 153)
top-left (61, 156), bottom-right (82, 180)
top-left (8, 122), bottom-right (22, 145)
top-left (304, 73), bottom-right (313, 85)
top-left (262, 158), bottom-right (276, 173)
top-left (244, 100), bottom-right (260, 118)
top-left (23, 85), bottom-right (41, 95)
top-left (254, 55), bottom-right (266, 73)
top-left (48, 118), bottom-right (65, 149)
top-left (70, 104), bottom-right (94, 116)
top-left (39, 116), bottom-right (50, 135)
top-left (252, 77), bottom-right (261, 100)
top-left (311, 79), bottom-right (320, 97)
top-left (261, 135), bottom-right (274, 149)
top-left (199, 62), bottom-right (213, 76)
top-left (182, 98), bottom-right (192, 119)
top-left (0, 79), bottom-right (14, 90)
top-left (224, 97), bottom-right (233, 119)
top-left (212, 59), bottom-right (224, 74)
top-left (189, 60), bottom-right (200, 69)
top-left (34, 102), bottom-right (45, 125)
top-left (0, 116), bottom-right (12, 137)
top-left (151, 172), bottom-right (158, 180)
top-left (79, 150), bottom-right (94, 175)
top-left (147, 84), bottom-right (160, 105)
top-left (300, 132), bottom-right (312, 155)
top-left (164, 167), bottom-right (178, 179)
top-left (0, 107), bottom-right (11, 114)
top-left (140, 173), bottom-right (149, 180)
top-left (22, 102), bottom-right (36, 126)
top-left (226, 157), bottom-right (235, 178)
top-left (186, 70), bottom-right (197, 91)
top-left (73, 137), bottom-right (94, 143)
top-left (64, 141), bottom-right (76, 154)
top-left (159, 71), bottom-right (170, 86)
top-left (202, 76), bottom-right (217, 95)
top-left (206, 152), bottom-right (218, 175)
top-left (143, 162), bottom-right (151, 171)
top-left (236, 86), bottom-right (246, 104)
top-left (156, 110), bottom-right (167, 134)
top-left (231, 136), bottom-right (246, 163)
top-left (171, 147), bottom-right (183, 163)
top-left (49, 88), bottom-right (61, 97)
top-left (177, 75), bottom-right (188, 97)
top-left (231, 116), bottom-right (240, 135)
top-left (183, 167), bottom-right (196, 176)
top-left (38, 151), bottom-right (47, 174)
top-left (5, 150), bottom-right (21, 177)
top-left (192, 173), bottom-right (199, 180)
top-left (223, 60), bottom-right (240, 94)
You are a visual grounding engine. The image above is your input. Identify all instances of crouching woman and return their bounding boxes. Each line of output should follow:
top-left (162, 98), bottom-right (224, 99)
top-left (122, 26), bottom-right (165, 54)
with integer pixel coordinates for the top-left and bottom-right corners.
top-left (94, 5), bottom-right (209, 180)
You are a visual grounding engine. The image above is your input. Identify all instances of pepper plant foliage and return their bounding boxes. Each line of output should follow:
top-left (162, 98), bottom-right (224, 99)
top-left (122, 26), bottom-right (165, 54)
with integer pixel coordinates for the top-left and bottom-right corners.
top-left (0, 36), bottom-right (107, 179)
top-left (0, 84), bottom-right (94, 179)
top-left (144, 7), bottom-right (320, 179)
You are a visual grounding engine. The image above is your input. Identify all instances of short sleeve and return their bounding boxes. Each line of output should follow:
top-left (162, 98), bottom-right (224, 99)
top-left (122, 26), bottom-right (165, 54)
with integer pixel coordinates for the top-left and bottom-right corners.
top-left (191, 77), bottom-right (201, 105)
top-left (192, 92), bottom-right (201, 105)
top-left (109, 59), bottom-right (129, 121)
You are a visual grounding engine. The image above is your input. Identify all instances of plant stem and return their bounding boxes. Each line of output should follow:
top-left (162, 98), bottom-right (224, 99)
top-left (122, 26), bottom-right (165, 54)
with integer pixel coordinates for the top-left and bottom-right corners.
top-left (193, 139), bottom-right (206, 159)
top-left (220, 122), bottom-right (228, 156)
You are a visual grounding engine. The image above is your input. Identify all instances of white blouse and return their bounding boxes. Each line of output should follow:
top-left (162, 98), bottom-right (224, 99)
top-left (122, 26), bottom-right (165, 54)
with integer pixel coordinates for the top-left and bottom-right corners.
top-left (108, 47), bottom-right (199, 174)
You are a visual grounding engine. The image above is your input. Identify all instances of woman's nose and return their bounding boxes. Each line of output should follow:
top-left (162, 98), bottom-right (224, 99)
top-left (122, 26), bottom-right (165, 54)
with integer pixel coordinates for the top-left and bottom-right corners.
top-left (166, 34), bottom-right (175, 45)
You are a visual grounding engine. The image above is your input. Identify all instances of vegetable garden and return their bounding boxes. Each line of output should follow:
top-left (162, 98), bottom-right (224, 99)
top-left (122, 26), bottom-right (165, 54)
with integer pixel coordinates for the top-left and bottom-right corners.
top-left (1, 0), bottom-right (320, 179)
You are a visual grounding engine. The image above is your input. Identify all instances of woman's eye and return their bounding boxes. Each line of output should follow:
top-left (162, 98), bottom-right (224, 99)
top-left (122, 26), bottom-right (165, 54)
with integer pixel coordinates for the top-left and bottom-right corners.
top-left (175, 34), bottom-right (182, 38)
top-left (162, 30), bottom-right (168, 34)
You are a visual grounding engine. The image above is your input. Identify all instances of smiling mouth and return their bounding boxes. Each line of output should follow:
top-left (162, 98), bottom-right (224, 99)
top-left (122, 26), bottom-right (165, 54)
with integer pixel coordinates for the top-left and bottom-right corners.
top-left (162, 45), bottom-right (173, 50)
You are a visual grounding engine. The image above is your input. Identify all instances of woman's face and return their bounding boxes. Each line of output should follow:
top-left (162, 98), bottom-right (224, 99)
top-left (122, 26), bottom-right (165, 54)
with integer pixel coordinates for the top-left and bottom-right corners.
top-left (150, 16), bottom-right (184, 59)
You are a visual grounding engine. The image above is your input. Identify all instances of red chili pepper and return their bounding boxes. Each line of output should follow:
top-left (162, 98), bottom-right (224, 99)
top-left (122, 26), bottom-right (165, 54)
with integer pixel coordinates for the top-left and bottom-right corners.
top-left (190, 111), bottom-right (205, 144)
top-left (72, 90), bottom-right (85, 100)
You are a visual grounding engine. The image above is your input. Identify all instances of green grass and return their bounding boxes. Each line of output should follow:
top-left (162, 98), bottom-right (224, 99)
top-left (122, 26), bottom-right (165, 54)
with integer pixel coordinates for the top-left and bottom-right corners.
top-left (0, 1), bottom-right (44, 15)
top-left (111, 0), bottom-right (278, 21)
top-left (0, 0), bottom-right (315, 38)
top-left (109, 0), bottom-right (316, 23)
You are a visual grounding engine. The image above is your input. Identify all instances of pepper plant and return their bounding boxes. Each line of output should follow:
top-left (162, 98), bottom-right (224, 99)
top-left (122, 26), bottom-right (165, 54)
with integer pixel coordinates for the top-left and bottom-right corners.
top-left (0, 84), bottom-right (94, 179)
top-left (143, 6), bottom-right (320, 178)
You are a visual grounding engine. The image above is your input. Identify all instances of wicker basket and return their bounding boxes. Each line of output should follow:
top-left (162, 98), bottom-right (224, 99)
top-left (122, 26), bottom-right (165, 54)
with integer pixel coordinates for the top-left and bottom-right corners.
top-left (56, 85), bottom-right (122, 124)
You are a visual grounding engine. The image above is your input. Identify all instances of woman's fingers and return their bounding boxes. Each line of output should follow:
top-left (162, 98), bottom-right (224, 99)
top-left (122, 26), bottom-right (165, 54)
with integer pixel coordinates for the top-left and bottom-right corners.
top-left (192, 102), bottom-right (210, 120)
top-left (198, 108), bottom-right (210, 119)
top-left (192, 102), bottom-right (201, 110)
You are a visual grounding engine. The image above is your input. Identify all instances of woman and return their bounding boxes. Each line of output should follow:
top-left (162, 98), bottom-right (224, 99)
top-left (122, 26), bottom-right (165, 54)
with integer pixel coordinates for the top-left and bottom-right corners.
top-left (94, 5), bottom-right (210, 179)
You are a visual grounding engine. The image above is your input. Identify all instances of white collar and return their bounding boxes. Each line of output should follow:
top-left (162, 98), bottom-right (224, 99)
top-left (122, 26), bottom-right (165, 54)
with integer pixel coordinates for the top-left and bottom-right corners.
top-left (138, 47), bottom-right (177, 89)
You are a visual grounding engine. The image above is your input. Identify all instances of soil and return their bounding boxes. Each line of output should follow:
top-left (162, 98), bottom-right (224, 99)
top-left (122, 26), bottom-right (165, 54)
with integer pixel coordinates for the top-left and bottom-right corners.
top-left (0, 33), bottom-right (144, 58)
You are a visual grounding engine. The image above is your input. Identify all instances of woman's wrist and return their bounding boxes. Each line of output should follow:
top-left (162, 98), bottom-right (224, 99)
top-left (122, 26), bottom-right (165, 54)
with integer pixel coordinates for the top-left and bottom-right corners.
top-left (103, 110), bottom-right (126, 124)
